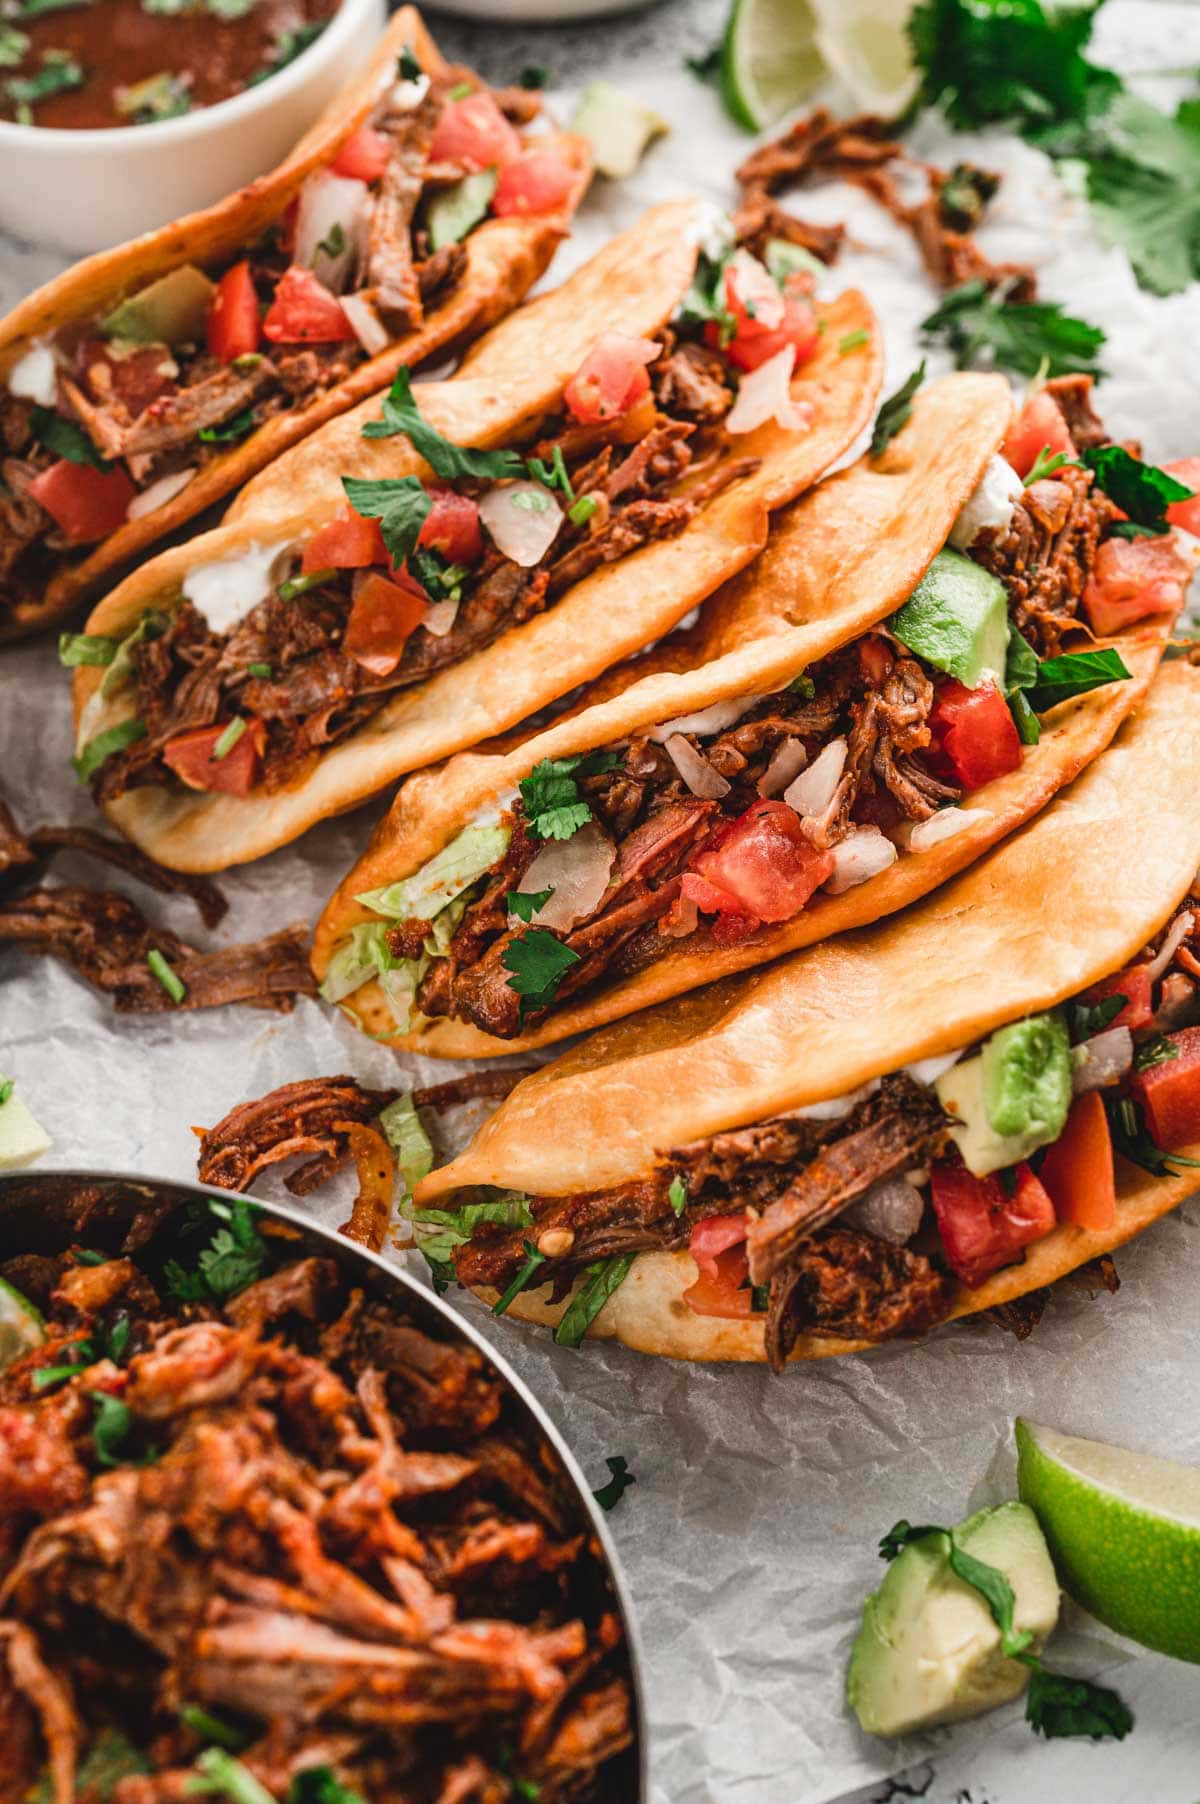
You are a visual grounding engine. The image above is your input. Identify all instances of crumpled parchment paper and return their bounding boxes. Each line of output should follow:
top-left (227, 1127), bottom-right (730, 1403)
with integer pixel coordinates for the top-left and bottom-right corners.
top-left (3, 5), bottom-right (1200, 1799)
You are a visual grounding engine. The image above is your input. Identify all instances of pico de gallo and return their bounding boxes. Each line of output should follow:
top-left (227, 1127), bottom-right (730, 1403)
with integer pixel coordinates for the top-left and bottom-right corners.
top-left (321, 375), bottom-right (1194, 1042)
top-left (69, 223), bottom-right (831, 803)
top-left (404, 891), bottom-right (1200, 1365)
top-left (3, 47), bottom-right (576, 630)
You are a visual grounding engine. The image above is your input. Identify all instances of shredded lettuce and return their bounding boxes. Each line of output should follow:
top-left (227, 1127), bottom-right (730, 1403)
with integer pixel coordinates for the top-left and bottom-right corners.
top-left (401, 1191), bottom-right (534, 1265)
top-left (320, 923), bottom-right (392, 1004)
top-left (379, 1092), bottom-right (434, 1198)
top-left (357, 822), bottom-right (510, 923)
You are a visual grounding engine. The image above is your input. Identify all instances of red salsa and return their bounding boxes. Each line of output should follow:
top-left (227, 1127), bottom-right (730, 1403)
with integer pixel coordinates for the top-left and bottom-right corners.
top-left (0, 0), bottom-right (338, 130)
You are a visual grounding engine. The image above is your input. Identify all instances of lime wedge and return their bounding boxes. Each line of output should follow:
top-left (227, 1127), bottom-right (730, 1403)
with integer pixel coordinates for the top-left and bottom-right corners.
top-left (0, 1275), bottom-right (45, 1373)
top-left (813, 0), bottom-right (919, 119)
top-left (1016, 1418), bottom-right (1200, 1663)
top-left (720, 0), bottom-right (825, 133)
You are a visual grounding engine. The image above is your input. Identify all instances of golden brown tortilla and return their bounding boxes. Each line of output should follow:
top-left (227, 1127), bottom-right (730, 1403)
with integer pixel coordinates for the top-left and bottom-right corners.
top-left (73, 237), bottom-right (882, 871)
top-left (1, 7), bottom-right (590, 642)
top-left (414, 663), bottom-right (1200, 1360)
top-left (315, 371), bottom-right (1171, 1057)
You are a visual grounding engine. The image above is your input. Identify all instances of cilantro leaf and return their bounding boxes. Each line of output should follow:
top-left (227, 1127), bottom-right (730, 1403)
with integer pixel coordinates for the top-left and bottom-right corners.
top-left (91, 1392), bottom-right (157, 1469)
top-left (1071, 992), bottom-right (1126, 1041)
top-left (948, 1540), bottom-right (1033, 1656)
top-left (908, 0), bottom-right (1118, 134)
top-left (1104, 1093), bottom-right (1200, 1178)
top-left (1027, 647), bottom-right (1131, 712)
top-left (506, 888), bottom-right (553, 923)
top-left (667, 1174), bottom-right (688, 1215)
top-left (1080, 445), bottom-right (1194, 534)
top-left (501, 929), bottom-right (580, 1014)
top-left (288, 1765), bottom-right (369, 1804)
top-left (341, 475), bottom-right (431, 567)
top-left (1023, 447), bottom-right (1072, 486)
top-left (5, 50), bottom-right (84, 116)
top-left (518, 65), bottom-right (550, 89)
top-left (164, 1197), bottom-right (267, 1302)
top-left (592, 1454), bottom-right (636, 1511)
top-left (397, 44), bottom-right (421, 81)
top-left (492, 1239), bottom-right (548, 1316)
top-left (1024, 1664), bottom-right (1134, 1740)
top-left (684, 42), bottom-right (722, 84)
top-left (678, 248), bottom-right (736, 345)
top-left (519, 750), bottom-right (617, 841)
top-left (921, 280), bottom-right (1105, 380)
top-left (553, 1254), bottom-right (635, 1347)
top-left (198, 408), bottom-right (256, 445)
top-left (878, 1519), bottom-right (944, 1562)
top-left (361, 368), bottom-right (525, 481)
top-left (526, 444), bottom-right (574, 502)
top-left (30, 405), bottom-right (110, 471)
top-left (870, 362), bottom-right (925, 457)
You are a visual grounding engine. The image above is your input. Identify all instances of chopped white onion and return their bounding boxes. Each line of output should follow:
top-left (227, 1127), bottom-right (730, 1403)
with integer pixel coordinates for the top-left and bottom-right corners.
top-left (1072, 1026), bottom-right (1134, 1094)
top-left (389, 73), bottom-right (430, 111)
top-left (513, 822), bottom-right (615, 932)
top-left (294, 172), bottom-right (369, 293)
top-left (844, 1175), bottom-right (926, 1246)
top-left (648, 697), bottom-right (753, 743)
top-left (904, 1049), bottom-right (964, 1086)
top-left (663, 733), bottom-right (730, 800)
top-left (478, 481), bottom-right (564, 567)
top-left (182, 540), bottom-right (293, 634)
top-left (1145, 911), bottom-right (1194, 982)
top-left (948, 454), bottom-right (1024, 551)
top-left (126, 467), bottom-right (197, 521)
top-left (786, 1079), bottom-right (880, 1122)
top-left (341, 292), bottom-right (390, 358)
top-left (824, 826), bottom-right (898, 895)
top-left (422, 598), bottom-right (460, 638)
top-left (784, 737), bottom-right (847, 817)
top-left (900, 806), bottom-right (993, 852)
top-left (757, 737), bottom-right (808, 798)
top-left (726, 345), bottom-right (815, 436)
top-left (726, 247), bottom-right (785, 330)
top-left (7, 343), bottom-right (57, 406)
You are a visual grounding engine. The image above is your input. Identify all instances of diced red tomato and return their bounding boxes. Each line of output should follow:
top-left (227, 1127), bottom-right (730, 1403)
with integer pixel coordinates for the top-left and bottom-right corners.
top-left (162, 717), bottom-right (266, 797)
top-left (343, 571), bottom-right (427, 676)
top-left (1082, 535), bottom-right (1190, 638)
top-left (722, 248), bottom-right (786, 339)
top-left (683, 1214), bottom-right (752, 1318)
top-left (929, 1159), bottom-right (1057, 1288)
top-left (492, 148), bottom-right (578, 217)
top-left (205, 261), bottom-right (261, 363)
top-left (680, 873), bottom-right (759, 944)
top-left (418, 488), bottom-right (483, 564)
top-left (77, 338), bottom-right (175, 417)
top-left (929, 679), bottom-right (1023, 790)
top-left (1078, 963), bottom-right (1154, 1032)
top-left (429, 91), bottom-right (521, 172)
top-left (1130, 1025), bottom-right (1200, 1151)
top-left (720, 274), bottom-right (821, 374)
top-left (1003, 390), bottom-right (1076, 480)
top-left (563, 333), bottom-right (661, 425)
top-left (331, 125), bottom-right (392, 183)
top-left (690, 800), bottom-right (835, 925)
top-left (28, 459), bottom-right (136, 546)
top-left (1164, 457), bottom-right (1200, 536)
top-left (262, 266), bottom-right (355, 345)
top-left (1039, 1092), bottom-right (1116, 1231)
top-left (302, 505), bottom-right (388, 574)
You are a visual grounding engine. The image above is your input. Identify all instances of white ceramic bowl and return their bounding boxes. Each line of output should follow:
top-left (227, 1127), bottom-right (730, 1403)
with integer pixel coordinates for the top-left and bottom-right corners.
top-left (0, 0), bottom-right (386, 257)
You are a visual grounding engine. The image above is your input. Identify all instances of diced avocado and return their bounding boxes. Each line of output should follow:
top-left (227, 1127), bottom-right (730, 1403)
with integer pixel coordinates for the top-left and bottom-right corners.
top-left (426, 168), bottom-right (498, 252)
top-left (0, 1080), bottom-right (50, 1172)
top-left (889, 548), bottom-right (1010, 690)
top-left (101, 265), bottom-right (216, 348)
top-left (764, 236), bottom-right (825, 285)
top-left (936, 1051), bottom-right (1059, 1177)
top-left (570, 80), bottom-right (668, 180)
top-left (847, 1502), bottom-right (1060, 1738)
top-left (982, 1012), bottom-right (1071, 1142)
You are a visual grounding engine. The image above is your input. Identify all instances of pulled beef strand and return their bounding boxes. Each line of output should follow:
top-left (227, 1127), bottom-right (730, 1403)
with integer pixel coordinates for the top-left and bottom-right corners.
top-left (197, 1077), bottom-right (400, 1196)
top-left (0, 1220), bottom-right (632, 1801)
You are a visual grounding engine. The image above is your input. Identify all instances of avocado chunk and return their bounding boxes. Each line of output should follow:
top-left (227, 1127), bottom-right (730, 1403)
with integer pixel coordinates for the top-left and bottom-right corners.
top-left (936, 1046), bottom-right (1063, 1177)
top-left (889, 548), bottom-right (1010, 689)
top-left (847, 1502), bottom-right (1060, 1737)
top-left (0, 1080), bottom-right (50, 1172)
top-left (570, 80), bottom-right (668, 180)
top-left (427, 168), bottom-right (498, 252)
top-left (982, 1012), bottom-right (1072, 1141)
top-left (102, 264), bottom-right (216, 348)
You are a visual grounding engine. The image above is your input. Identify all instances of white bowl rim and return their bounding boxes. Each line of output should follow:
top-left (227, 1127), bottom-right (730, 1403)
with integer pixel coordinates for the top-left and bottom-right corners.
top-left (0, 0), bottom-right (381, 153)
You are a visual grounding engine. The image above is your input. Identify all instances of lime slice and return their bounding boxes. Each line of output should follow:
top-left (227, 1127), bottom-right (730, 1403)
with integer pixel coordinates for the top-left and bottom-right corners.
top-left (720, 0), bottom-right (825, 133)
top-left (0, 1275), bottom-right (45, 1373)
top-left (813, 0), bottom-right (919, 118)
top-left (1016, 1418), bottom-right (1200, 1663)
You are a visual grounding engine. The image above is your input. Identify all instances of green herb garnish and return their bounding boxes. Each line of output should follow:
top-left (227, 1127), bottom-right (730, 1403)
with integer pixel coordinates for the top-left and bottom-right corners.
top-left (501, 929), bottom-right (581, 1015)
top-left (185, 1748), bottom-right (274, 1804)
top-left (553, 1255), bottom-right (634, 1347)
top-left (518, 65), bottom-right (550, 89)
top-left (146, 948), bottom-right (186, 1004)
top-left (838, 328), bottom-right (870, 355)
top-left (287, 1769), bottom-right (369, 1804)
top-left (1080, 444), bottom-right (1194, 536)
top-left (91, 1392), bottom-right (157, 1468)
top-left (1134, 1034), bottom-right (1180, 1072)
top-left (568, 493), bottom-right (598, 527)
top-left (211, 717), bottom-right (246, 760)
top-left (592, 1454), bottom-right (636, 1510)
top-left (397, 44), bottom-right (421, 81)
top-left (30, 405), bottom-right (109, 470)
top-left (59, 631), bottom-right (120, 667)
top-left (277, 566), bottom-right (336, 601)
top-left (526, 444), bottom-right (575, 502)
top-left (361, 368), bottom-right (525, 481)
top-left (314, 221), bottom-right (347, 263)
top-left (341, 474), bottom-right (431, 567)
top-left (6, 48), bottom-right (84, 119)
top-left (72, 716), bottom-right (147, 782)
top-left (667, 1174), bottom-right (688, 1215)
top-left (492, 1239), bottom-right (548, 1316)
top-left (908, 0), bottom-right (1118, 135)
top-left (1023, 446), bottom-right (1071, 486)
top-left (198, 408), bottom-right (256, 444)
top-left (164, 1196), bottom-right (267, 1302)
top-left (179, 1706), bottom-right (250, 1752)
top-left (869, 361), bottom-right (925, 457)
top-left (506, 888), bottom-right (553, 923)
top-left (519, 749), bottom-right (617, 841)
top-left (246, 661), bottom-right (272, 678)
top-left (1027, 647), bottom-right (1131, 712)
top-left (921, 281), bottom-right (1105, 380)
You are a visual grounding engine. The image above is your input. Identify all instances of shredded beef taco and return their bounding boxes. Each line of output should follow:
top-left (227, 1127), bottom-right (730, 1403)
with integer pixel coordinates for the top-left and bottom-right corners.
top-left (69, 213), bottom-right (883, 871)
top-left (1, 7), bottom-right (591, 643)
top-left (314, 371), bottom-right (1192, 1057)
top-left (407, 663), bottom-right (1200, 1366)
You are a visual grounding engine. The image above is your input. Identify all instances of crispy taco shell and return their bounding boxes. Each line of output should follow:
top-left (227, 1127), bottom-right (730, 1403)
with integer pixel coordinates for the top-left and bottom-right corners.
top-left (417, 662), bottom-right (1200, 1359)
top-left (2, 8), bottom-right (590, 643)
top-left (73, 230), bottom-right (882, 871)
top-left (315, 372), bottom-right (1171, 1057)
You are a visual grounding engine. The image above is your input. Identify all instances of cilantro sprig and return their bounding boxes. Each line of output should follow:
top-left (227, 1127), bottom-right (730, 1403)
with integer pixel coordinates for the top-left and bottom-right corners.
top-left (920, 281), bottom-right (1105, 380)
top-left (164, 1197), bottom-right (268, 1302)
top-left (501, 929), bottom-right (581, 1015)
top-left (908, 0), bottom-right (1119, 135)
top-left (879, 1519), bottom-right (1133, 1741)
top-left (1080, 445), bottom-right (1194, 537)
top-left (30, 405), bottom-right (110, 471)
top-left (518, 750), bottom-right (619, 842)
